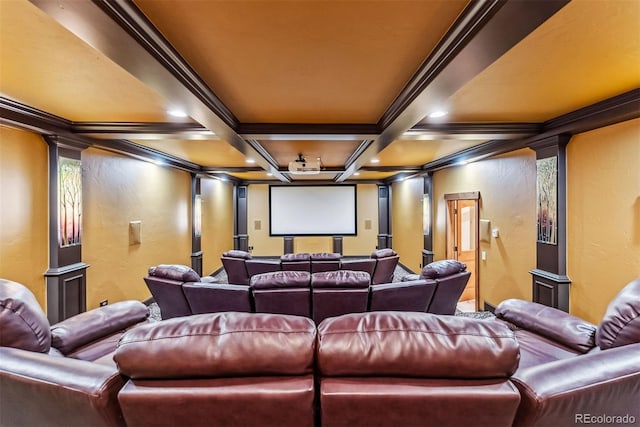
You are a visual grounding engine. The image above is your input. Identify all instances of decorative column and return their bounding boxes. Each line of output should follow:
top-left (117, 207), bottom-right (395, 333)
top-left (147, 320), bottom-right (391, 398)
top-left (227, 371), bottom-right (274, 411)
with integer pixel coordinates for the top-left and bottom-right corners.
top-left (233, 185), bottom-right (249, 252)
top-left (529, 135), bottom-right (572, 312)
top-left (422, 173), bottom-right (434, 267)
top-left (44, 136), bottom-right (90, 323)
top-left (377, 184), bottom-right (392, 249)
top-left (191, 174), bottom-right (203, 276)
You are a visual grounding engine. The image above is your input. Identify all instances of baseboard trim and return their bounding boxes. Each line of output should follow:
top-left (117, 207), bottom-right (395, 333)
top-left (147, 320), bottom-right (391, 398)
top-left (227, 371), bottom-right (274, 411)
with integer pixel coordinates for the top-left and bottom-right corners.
top-left (483, 301), bottom-right (496, 313)
top-left (398, 262), bottom-right (416, 275)
top-left (142, 296), bottom-right (155, 306)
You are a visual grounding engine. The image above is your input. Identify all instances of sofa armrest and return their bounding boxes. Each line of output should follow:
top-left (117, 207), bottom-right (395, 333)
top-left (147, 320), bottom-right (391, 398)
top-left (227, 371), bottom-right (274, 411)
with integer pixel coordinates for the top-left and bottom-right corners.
top-left (51, 301), bottom-right (149, 355)
top-left (0, 347), bottom-right (126, 427)
top-left (510, 343), bottom-right (640, 427)
top-left (495, 299), bottom-right (596, 353)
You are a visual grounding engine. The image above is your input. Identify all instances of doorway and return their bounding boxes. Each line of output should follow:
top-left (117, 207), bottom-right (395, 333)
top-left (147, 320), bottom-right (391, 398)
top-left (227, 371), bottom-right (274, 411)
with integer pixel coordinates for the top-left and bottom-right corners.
top-left (445, 192), bottom-right (479, 312)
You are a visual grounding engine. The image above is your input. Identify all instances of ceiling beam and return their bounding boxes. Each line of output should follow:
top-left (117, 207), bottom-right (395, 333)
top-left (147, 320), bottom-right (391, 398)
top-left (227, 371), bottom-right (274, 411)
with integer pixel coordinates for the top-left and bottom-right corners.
top-left (335, 0), bottom-right (570, 181)
top-left (238, 123), bottom-right (379, 141)
top-left (28, 0), bottom-right (288, 182)
top-left (72, 122), bottom-right (217, 141)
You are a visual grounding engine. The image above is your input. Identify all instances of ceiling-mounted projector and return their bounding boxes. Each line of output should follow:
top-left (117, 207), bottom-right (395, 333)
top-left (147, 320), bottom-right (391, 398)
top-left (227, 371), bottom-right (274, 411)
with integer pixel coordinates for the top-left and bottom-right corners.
top-left (288, 154), bottom-right (321, 174)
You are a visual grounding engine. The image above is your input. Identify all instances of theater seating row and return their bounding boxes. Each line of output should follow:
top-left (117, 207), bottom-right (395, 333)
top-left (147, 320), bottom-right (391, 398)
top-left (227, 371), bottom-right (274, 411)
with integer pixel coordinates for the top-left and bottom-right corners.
top-left (1, 277), bottom-right (639, 427)
top-left (221, 248), bottom-right (399, 285)
top-left (144, 260), bottom-right (470, 323)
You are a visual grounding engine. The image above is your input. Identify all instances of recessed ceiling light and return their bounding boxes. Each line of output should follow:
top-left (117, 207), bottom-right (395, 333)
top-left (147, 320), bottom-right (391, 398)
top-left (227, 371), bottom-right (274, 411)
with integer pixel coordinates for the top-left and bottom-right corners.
top-left (167, 109), bottom-right (188, 118)
top-left (428, 110), bottom-right (448, 119)
top-left (246, 158), bottom-right (255, 164)
top-left (371, 159), bottom-right (380, 164)
top-left (266, 172), bottom-right (273, 176)
top-left (354, 172), bottom-right (360, 176)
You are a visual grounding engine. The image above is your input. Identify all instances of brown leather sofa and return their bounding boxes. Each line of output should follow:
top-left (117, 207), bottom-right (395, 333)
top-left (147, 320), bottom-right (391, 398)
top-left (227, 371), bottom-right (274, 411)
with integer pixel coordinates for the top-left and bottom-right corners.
top-left (495, 277), bottom-right (640, 426)
top-left (3, 276), bottom-right (639, 427)
top-left (145, 261), bottom-right (468, 321)
top-left (0, 278), bottom-right (149, 427)
top-left (220, 249), bottom-right (400, 285)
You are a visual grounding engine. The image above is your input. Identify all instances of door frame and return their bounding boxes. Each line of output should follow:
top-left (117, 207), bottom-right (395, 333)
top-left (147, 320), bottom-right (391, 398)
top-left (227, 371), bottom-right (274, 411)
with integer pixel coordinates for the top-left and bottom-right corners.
top-left (445, 191), bottom-right (480, 310)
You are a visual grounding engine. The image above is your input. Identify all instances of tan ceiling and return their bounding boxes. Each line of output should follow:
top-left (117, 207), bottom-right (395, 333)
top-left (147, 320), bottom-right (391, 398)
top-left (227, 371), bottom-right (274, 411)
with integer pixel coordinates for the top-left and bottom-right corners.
top-left (441, 0), bottom-right (640, 123)
top-left (133, 0), bottom-right (469, 124)
top-left (0, 0), bottom-right (183, 123)
top-left (1, 0), bottom-right (638, 184)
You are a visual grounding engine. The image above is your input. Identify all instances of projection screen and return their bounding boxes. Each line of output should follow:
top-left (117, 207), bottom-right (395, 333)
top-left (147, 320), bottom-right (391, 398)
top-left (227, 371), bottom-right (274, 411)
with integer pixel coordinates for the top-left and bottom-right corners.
top-left (269, 185), bottom-right (357, 236)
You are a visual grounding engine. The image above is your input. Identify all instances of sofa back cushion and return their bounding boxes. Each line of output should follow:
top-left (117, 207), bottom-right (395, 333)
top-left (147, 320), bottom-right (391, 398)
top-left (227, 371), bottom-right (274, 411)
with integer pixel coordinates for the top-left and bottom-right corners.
top-left (115, 312), bottom-right (316, 379)
top-left (0, 279), bottom-right (51, 353)
top-left (250, 271), bottom-right (310, 290)
top-left (310, 252), bottom-right (342, 261)
top-left (317, 311), bottom-right (519, 378)
top-left (148, 264), bottom-right (200, 282)
top-left (420, 259), bottom-right (466, 279)
top-left (596, 278), bottom-right (640, 349)
top-left (370, 248), bottom-right (397, 259)
top-left (281, 253), bottom-right (311, 261)
top-left (222, 250), bottom-right (252, 260)
top-left (311, 270), bottom-right (370, 289)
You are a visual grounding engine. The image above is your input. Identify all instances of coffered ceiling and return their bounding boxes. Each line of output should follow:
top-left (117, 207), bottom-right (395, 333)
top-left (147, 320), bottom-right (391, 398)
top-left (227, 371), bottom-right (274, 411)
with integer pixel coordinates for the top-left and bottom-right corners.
top-left (1, 0), bottom-right (638, 184)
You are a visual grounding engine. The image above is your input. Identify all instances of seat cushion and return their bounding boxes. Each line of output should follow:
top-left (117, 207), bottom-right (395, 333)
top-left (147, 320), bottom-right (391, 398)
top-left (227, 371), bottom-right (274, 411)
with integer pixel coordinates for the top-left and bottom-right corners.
top-left (311, 270), bottom-right (370, 289)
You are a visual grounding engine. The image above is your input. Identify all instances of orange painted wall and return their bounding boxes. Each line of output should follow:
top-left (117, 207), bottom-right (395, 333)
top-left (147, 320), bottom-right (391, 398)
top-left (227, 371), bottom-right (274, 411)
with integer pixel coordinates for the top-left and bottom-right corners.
top-left (0, 126), bottom-right (48, 307)
top-left (82, 148), bottom-right (192, 308)
top-left (201, 177), bottom-right (234, 275)
top-left (431, 149), bottom-right (537, 307)
top-left (567, 118), bottom-right (640, 323)
top-left (391, 177), bottom-right (424, 272)
top-left (247, 183), bottom-right (378, 256)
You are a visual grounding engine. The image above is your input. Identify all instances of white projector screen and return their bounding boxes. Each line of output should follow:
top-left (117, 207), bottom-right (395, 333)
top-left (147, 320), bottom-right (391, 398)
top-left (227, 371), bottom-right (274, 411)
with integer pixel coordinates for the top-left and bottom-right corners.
top-left (270, 185), bottom-right (357, 236)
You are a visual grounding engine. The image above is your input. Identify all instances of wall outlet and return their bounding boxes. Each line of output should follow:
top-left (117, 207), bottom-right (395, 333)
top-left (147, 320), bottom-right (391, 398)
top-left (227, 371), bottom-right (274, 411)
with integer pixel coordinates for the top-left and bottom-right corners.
top-left (99, 300), bottom-right (108, 307)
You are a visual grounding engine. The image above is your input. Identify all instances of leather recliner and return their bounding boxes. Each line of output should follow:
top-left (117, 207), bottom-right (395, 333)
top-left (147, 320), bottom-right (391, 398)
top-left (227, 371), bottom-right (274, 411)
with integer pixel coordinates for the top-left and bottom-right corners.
top-left (368, 278), bottom-right (437, 312)
top-left (114, 312), bottom-right (317, 427)
top-left (0, 278), bottom-right (149, 427)
top-left (316, 311), bottom-right (522, 427)
top-left (221, 249), bottom-right (253, 285)
top-left (311, 270), bottom-right (370, 324)
top-left (144, 264), bottom-right (252, 319)
top-left (369, 248), bottom-right (399, 285)
top-left (402, 259), bottom-right (471, 315)
top-left (281, 252), bottom-right (312, 272)
top-left (495, 277), bottom-right (640, 427)
top-left (310, 252), bottom-right (342, 273)
top-left (250, 270), bottom-right (312, 317)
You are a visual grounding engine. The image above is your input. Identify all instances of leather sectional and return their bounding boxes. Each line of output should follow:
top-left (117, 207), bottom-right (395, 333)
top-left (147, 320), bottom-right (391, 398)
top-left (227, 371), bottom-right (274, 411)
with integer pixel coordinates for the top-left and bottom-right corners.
top-left (221, 248), bottom-right (400, 286)
top-left (144, 260), bottom-right (470, 321)
top-left (1, 277), bottom-right (639, 426)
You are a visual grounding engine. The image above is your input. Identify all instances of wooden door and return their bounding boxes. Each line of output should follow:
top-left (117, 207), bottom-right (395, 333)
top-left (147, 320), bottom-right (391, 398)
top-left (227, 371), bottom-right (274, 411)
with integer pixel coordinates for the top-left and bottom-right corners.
top-left (446, 197), bottom-right (479, 310)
